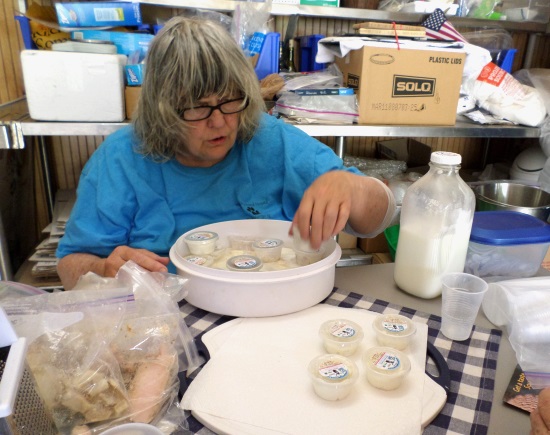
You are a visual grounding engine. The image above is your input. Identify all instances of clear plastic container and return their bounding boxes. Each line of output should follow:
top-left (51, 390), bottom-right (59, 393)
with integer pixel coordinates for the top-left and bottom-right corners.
top-left (363, 346), bottom-right (411, 391)
top-left (372, 314), bottom-right (416, 350)
top-left (307, 354), bottom-right (359, 401)
top-left (319, 319), bottom-right (364, 356)
top-left (295, 248), bottom-right (324, 266)
top-left (465, 211), bottom-right (550, 279)
top-left (228, 235), bottom-right (257, 251)
top-left (182, 254), bottom-right (213, 267)
top-left (226, 255), bottom-right (263, 272)
top-left (184, 231), bottom-right (219, 255)
top-left (253, 238), bottom-right (283, 262)
top-left (292, 225), bottom-right (316, 253)
top-left (394, 152), bottom-right (475, 299)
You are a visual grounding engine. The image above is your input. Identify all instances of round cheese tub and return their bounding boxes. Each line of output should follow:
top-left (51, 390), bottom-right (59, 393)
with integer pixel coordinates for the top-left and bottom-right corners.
top-left (170, 219), bottom-right (341, 317)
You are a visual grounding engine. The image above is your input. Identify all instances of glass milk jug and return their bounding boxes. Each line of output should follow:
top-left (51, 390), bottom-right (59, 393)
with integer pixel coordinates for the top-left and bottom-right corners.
top-left (394, 151), bottom-right (475, 299)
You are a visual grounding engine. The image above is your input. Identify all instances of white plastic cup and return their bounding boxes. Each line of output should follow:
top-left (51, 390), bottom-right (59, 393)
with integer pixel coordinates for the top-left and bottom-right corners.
top-left (441, 272), bottom-right (488, 341)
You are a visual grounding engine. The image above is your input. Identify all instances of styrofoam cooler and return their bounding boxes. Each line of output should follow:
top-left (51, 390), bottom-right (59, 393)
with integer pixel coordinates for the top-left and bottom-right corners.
top-left (21, 50), bottom-right (127, 122)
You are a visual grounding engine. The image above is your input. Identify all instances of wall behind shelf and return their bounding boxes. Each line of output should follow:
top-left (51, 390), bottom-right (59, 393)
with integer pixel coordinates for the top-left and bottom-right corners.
top-left (0, 0), bottom-right (50, 274)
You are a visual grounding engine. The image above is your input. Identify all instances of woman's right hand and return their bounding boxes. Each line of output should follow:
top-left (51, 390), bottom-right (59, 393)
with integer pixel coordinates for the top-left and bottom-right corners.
top-left (57, 247), bottom-right (169, 290)
top-left (103, 246), bottom-right (169, 277)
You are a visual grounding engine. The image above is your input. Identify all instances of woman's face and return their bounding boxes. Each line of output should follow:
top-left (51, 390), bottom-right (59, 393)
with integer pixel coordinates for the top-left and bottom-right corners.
top-left (176, 95), bottom-right (241, 168)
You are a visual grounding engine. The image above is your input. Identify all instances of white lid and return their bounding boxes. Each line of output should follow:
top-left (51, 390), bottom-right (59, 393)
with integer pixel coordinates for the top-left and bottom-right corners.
top-left (430, 151), bottom-right (461, 165)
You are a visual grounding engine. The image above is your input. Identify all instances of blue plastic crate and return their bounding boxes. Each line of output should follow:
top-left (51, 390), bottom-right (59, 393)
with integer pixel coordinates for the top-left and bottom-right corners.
top-left (254, 32), bottom-right (280, 80)
top-left (14, 16), bottom-right (36, 50)
top-left (299, 34), bottom-right (326, 72)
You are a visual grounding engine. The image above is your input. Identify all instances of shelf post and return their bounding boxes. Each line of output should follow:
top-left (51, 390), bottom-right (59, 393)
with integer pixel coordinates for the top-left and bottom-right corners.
top-left (0, 212), bottom-right (13, 281)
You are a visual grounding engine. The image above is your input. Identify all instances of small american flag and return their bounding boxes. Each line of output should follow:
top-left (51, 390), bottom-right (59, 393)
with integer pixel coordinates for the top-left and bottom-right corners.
top-left (422, 9), bottom-right (467, 43)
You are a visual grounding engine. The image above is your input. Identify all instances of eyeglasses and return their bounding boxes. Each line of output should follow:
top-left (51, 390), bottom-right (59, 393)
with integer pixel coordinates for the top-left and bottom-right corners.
top-left (179, 97), bottom-right (249, 121)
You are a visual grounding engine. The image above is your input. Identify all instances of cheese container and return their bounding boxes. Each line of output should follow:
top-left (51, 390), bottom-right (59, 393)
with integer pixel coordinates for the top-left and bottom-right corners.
top-left (319, 319), bottom-right (364, 356)
top-left (372, 313), bottom-right (416, 350)
top-left (184, 231), bottom-right (219, 255)
top-left (182, 254), bottom-right (214, 268)
top-left (295, 248), bottom-right (325, 266)
top-left (307, 354), bottom-right (359, 401)
top-left (292, 225), bottom-right (316, 252)
top-left (253, 238), bottom-right (283, 262)
top-left (363, 346), bottom-right (411, 390)
top-left (226, 255), bottom-right (263, 272)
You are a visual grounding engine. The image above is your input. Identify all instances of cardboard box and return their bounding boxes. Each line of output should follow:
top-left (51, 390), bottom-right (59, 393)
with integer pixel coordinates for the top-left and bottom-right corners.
top-left (21, 50), bottom-right (127, 122)
top-left (372, 252), bottom-right (393, 264)
top-left (125, 64), bottom-right (145, 86)
top-left (56, 2), bottom-right (142, 28)
top-left (337, 232), bottom-right (358, 249)
top-left (376, 138), bottom-right (431, 168)
top-left (358, 232), bottom-right (389, 254)
top-left (335, 43), bottom-right (466, 125)
top-left (125, 86), bottom-right (141, 119)
top-left (71, 31), bottom-right (153, 56)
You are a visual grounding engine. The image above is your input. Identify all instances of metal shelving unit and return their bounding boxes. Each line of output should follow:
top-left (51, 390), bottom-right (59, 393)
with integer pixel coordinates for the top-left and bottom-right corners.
top-left (139, 0), bottom-right (549, 33)
top-left (0, 98), bottom-right (542, 147)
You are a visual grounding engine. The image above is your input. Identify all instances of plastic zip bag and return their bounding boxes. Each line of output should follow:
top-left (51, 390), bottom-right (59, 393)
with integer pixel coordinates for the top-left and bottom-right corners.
top-left (1, 261), bottom-right (201, 434)
top-left (275, 92), bottom-right (358, 124)
top-left (482, 276), bottom-right (550, 389)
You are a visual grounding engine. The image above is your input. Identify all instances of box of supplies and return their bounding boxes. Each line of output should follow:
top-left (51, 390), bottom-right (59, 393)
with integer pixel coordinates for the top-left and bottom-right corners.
top-left (334, 41), bottom-right (466, 125)
top-left (21, 50), bottom-right (127, 122)
top-left (55, 2), bottom-right (142, 28)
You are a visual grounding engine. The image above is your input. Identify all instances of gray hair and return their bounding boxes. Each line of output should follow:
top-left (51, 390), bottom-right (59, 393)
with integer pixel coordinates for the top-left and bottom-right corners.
top-left (133, 16), bottom-right (265, 160)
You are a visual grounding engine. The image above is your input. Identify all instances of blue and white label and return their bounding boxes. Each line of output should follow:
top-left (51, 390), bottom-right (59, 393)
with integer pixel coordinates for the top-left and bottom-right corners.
top-left (382, 320), bottom-right (407, 333)
top-left (330, 323), bottom-right (356, 338)
top-left (319, 362), bottom-right (349, 380)
top-left (187, 231), bottom-right (216, 241)
top-left (248, 32), bottom-right (266, 56)
top-left (373, 352), bottom-right (401, 370)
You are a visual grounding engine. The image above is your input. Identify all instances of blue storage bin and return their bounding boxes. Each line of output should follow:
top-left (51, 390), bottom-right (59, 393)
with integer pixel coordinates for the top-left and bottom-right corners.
top-left (299, 34), bottom-right (326, 72)
top-left (15, 16), bottom-right (37, 49)
top-left (254, 32), bottom-right (280, 80)
top-left (498, 49), bottom-right (517, 73)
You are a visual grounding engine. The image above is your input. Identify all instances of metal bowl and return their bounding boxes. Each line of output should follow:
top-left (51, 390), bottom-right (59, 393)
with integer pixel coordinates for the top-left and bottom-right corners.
top-left (474, 181), bottom-right (550, 222)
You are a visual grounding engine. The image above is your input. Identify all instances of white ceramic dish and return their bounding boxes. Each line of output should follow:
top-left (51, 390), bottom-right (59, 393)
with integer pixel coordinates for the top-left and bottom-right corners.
top-left (170, 219), bottom-right (341, 317)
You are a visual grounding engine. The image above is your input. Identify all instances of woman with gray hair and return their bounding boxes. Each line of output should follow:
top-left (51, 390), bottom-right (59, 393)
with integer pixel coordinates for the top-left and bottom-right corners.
top-left (56, 16), bottom-right (395, 290)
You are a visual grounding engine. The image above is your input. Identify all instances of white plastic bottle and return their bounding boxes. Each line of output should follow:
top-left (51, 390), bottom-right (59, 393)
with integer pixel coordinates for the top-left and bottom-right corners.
top-left (394, 151), bottom-right (475, 299)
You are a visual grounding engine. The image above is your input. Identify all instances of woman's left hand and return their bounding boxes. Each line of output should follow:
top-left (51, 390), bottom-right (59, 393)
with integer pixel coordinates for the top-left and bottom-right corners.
top-left (292, 171), bottom-right (390, 250)
top-left (292, 171), bottom-right (356, 250)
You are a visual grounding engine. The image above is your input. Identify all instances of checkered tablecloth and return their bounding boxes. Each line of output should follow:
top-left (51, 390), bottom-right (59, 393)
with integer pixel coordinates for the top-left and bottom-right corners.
top-left (179, 287), bottom-right (502, 435)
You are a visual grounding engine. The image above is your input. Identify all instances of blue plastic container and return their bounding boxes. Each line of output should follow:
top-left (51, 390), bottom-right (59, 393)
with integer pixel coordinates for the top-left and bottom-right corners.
top-left (14, 16), bottom-right (36, 49)
top-left (498, 49), bottom-right (517, 73)
top-left (254, 32), bottom-right (280, 80)
top-left (465, 211), bottom-right (550, 279)
top-left (299, 34), bottom-right (326, 72)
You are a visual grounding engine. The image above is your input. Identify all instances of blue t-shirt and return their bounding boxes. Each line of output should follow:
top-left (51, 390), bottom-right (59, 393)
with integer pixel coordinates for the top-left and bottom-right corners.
top-left (57, 113), bottom-right (360, 259)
